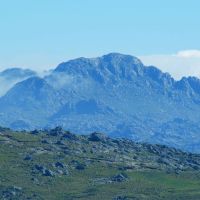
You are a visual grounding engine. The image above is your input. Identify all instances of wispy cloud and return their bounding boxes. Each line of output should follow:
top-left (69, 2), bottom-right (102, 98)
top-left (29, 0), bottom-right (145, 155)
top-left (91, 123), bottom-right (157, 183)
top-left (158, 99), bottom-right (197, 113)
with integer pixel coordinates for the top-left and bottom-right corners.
top-left (139, 50), bottom-right (200, 80)
top-left (0, 77), bottom-right (29, 96)
top-left (176, 50), bottom-right (200, 58)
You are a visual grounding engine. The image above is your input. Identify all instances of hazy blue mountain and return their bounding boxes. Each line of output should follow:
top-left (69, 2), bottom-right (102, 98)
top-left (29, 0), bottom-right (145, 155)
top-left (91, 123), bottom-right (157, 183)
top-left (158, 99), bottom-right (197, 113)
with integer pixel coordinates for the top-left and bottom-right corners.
top-left (0, 68), bottom-right (36, 78)
top-left (0, 77), bottom-right (64, 129)
top-left (1, 53), bottom-right (200, 152)
top-left (0, 68), bottom-right (37, 96)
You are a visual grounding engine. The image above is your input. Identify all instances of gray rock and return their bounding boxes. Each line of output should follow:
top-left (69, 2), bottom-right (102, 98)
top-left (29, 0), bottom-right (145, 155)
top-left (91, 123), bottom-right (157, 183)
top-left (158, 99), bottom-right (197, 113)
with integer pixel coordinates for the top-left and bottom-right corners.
top-left (75, 163), bottom-right (86, 170)
top-left (24, 155), bottom-right (32, 161)
top-left (54, 162), bottom-right (65, 168)
top-left (111, 174), bottom-right (127, 182)
top-left (112, 196), bottom-right (128, 200)
top-left (34, 164), bottom-right (54, 177)
top-left (88, 132), bottom-right (108, 142)
top-left (43, 169), bottom-right (54, 177)
top-left (49, 127), bottom-right (64, 136)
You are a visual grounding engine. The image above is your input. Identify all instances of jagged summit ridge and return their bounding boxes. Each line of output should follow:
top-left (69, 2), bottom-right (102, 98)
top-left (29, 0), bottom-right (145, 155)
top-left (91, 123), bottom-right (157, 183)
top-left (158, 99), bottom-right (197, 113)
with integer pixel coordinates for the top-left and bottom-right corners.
top-left (54, 53), bottom-right (176, 88)
top-left (54, 53), bottom-right (145, 82)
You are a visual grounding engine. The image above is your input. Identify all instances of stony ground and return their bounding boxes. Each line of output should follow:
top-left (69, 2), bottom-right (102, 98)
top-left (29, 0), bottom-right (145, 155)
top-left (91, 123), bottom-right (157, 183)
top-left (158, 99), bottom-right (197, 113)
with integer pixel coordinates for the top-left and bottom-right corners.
top-left (1, 127), bottom-right (200, 199)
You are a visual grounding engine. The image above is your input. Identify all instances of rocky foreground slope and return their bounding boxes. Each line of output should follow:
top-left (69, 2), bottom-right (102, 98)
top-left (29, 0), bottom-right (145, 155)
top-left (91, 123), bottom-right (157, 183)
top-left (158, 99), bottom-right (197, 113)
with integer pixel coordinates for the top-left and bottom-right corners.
top-left (1, 127), bottom-right (200, 199)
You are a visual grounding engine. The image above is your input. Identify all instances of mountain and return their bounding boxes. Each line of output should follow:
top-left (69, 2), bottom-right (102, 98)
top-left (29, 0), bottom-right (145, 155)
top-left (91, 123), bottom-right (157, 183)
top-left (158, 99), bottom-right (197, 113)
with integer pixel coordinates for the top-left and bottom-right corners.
top-left (1, 53), bottom-right (200, 152)
top-left (0, 68), bottom-right (36, 78)
top-left (1, 127), bottom-right (200, 199)
top-left (0, 68), bottom-right (37, 96)
top-left (0, 77), bottom-right (64, 129)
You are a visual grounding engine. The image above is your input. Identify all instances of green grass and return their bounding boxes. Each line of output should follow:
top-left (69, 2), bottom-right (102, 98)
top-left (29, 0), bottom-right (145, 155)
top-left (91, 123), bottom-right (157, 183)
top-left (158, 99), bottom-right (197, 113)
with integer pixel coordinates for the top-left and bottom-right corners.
top-left (0, 130), bottom-right (200, 199)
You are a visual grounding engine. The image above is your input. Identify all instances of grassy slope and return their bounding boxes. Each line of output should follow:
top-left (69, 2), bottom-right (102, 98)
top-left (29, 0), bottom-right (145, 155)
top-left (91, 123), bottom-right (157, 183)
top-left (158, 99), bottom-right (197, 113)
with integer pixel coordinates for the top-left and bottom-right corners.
top-left (0, 130), bottom-right (200, 199)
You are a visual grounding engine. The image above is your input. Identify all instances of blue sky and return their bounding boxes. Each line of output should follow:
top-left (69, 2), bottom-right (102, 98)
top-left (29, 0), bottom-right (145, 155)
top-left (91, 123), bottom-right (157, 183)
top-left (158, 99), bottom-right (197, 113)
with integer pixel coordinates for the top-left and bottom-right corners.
top-left (0, 0), bottom-right (200, 78)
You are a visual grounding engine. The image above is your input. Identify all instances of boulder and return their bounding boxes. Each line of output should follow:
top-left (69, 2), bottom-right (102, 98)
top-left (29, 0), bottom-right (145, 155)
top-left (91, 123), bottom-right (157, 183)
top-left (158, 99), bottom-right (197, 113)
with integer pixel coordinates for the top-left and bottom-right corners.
top-left (75, 163), bottom-right (86, 170)
top-left (34, 164), bottom-right (54, 177)
top-left (49, 127), bottom-right (64, 136)
top-left (88, 132), bottom-right (108, 142)
top-left (111, 174), bottom-right (127, 182)
top-left (23, 155), bottom-right (32, 161)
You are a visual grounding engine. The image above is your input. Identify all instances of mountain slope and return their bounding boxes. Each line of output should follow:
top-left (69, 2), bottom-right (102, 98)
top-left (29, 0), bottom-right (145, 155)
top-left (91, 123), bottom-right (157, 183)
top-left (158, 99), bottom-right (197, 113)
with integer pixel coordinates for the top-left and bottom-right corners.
top-left (1, 53), bottom-right (200, 152)
top-left (0, 68), bottom-right (36, 96)
top-left (0, 77), bottom-right (64, 129)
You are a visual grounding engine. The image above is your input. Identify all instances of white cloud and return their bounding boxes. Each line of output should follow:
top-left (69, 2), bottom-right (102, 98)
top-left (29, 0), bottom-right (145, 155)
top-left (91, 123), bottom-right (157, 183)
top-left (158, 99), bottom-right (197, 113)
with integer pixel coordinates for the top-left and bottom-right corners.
top-left (176, 50), bottom-right (200, 58)
top-left (139, 50), bottom-right (200, 80)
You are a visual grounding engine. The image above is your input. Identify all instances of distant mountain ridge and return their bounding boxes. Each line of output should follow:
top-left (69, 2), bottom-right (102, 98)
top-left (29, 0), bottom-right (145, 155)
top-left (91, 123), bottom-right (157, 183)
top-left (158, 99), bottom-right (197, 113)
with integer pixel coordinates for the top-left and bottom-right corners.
top-left (0, 53), bottom-right (200, 152)
top-left (0, 68), bottom-right (36, 96)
